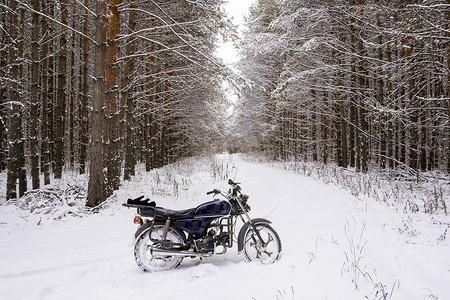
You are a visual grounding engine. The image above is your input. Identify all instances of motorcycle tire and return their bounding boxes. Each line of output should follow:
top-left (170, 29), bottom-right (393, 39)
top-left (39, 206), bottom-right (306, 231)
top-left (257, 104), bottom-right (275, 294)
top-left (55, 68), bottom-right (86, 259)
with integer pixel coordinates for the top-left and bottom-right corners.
top-left (243, 223), bottom-right (282, 264)
top-left (134, 224), bottom-right (186, 272)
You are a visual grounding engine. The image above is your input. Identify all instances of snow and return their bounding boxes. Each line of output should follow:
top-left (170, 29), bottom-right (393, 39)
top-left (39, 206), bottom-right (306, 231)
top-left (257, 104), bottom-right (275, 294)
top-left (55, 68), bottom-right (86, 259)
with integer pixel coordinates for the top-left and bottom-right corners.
top-left (0, 154), bottom-right (449, 300)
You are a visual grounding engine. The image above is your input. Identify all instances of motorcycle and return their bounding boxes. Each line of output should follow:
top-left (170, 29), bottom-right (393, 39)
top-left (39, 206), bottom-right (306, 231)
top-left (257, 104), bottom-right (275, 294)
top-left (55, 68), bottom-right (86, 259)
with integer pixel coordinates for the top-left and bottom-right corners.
top-left (122, 179), bottom-right (282, 272)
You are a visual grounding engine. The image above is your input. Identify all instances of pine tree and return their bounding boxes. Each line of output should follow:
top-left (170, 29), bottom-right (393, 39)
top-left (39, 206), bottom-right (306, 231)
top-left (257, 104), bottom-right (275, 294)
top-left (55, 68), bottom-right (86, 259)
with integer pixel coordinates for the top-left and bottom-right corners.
top-left (86, 0), bottom-right (107, 208)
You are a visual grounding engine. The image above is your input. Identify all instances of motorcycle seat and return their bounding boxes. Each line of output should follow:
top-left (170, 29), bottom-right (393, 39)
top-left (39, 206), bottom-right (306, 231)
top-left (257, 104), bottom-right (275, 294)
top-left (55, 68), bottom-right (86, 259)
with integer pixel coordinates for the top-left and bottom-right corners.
top-left (154, 207), bottom-right (197, 220)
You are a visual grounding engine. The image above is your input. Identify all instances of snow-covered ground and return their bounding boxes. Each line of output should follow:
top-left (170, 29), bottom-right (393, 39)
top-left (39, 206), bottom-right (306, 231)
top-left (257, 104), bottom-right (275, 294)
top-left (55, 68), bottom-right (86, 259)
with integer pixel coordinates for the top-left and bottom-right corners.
top-left (0, 154), bottom-right (449, 300)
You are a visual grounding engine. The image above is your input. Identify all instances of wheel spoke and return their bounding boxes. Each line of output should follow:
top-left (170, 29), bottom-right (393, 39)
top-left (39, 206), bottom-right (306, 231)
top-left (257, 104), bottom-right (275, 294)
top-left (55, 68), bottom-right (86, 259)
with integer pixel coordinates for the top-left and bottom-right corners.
top-left (243, 224), bottom-right (281, 264)
top-left (135, 225), bottom-right (185, 272)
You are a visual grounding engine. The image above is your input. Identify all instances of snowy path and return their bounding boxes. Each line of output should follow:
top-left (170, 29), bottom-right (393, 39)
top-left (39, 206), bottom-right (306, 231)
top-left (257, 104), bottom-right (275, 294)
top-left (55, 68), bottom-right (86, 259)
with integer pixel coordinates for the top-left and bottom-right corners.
top-left (1, 154), bottom-right (449, 300)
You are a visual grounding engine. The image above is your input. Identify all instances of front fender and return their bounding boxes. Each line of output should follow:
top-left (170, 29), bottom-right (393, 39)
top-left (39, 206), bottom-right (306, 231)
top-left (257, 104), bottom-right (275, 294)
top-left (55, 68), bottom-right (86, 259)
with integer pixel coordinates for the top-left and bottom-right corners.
top-left (237, 218), bottom-right (272, 253)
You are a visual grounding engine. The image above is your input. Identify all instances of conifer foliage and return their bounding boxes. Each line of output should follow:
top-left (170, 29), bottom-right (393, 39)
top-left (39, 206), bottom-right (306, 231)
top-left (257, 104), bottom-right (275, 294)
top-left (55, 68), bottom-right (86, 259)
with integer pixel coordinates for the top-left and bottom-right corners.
top-left (236, 0), bottom-right (449, 174)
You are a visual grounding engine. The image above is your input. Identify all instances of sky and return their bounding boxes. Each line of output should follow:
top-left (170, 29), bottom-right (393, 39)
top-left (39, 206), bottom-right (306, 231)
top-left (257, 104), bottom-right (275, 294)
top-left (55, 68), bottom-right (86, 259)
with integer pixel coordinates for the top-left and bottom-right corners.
top-left (215, 0), bottom-right (256, 66)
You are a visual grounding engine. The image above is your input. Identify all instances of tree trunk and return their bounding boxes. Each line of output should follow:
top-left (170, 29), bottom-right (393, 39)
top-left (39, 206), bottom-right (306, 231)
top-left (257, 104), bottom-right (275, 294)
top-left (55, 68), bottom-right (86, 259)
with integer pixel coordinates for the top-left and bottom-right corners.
top-left (105, 0), bottom-right (121, 194)
top-left (356, 0), bottom-right (368, 173)
top-left (86, 0), bottom-right (107, 208)
top-left (123, 0), bottom-right (137, 181)
top-left (40, 0), bottom-right (51, 185)
top-left (29, 0), bottom-right (40, 189)
top-left (54, 0), bottom-right (68, 179)
top-left (446, 0), bottom-right (450, 174)
top-left (0, 4), bottom-right (7, 172)
top-left (6, 0), bottom-right (27, 200)
top-left (69, 21), bottom-right (76, 169)
top-left (348, 3), bottom-right (357, 169)
top-left (322, 94), bottom-right (328, 165)
top-left (377, 12), bottom-right (386, 169)
top-left (47, 3), bottom-right (55, 175)
top-left (145, 101), bottom-right (152, 172)
top-left (405, 45), bottom-right (419, 171)
top-left (79, 0), bottom-right (89, 175)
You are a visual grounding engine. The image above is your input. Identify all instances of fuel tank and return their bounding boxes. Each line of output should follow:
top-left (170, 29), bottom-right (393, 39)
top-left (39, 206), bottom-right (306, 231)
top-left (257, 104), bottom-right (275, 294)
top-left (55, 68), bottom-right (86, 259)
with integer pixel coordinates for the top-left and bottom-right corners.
top-left (175, 200), bottom-right (231, 238)
top-left (194, 200), bottom-right (231, 218)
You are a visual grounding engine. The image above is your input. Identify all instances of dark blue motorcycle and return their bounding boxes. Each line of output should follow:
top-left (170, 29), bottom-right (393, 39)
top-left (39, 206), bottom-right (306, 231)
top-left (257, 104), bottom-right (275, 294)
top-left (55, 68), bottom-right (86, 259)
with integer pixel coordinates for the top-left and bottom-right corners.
top-left (123, 179), bottom-right (282, 272)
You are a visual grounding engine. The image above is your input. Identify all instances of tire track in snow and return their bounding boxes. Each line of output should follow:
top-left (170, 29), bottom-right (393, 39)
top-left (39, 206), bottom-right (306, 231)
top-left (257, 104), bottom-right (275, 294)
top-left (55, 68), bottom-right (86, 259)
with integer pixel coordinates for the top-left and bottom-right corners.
top-left (232, 158), bottom-right (283, 218)
top-left (262, 184), bottom-right (283, 218)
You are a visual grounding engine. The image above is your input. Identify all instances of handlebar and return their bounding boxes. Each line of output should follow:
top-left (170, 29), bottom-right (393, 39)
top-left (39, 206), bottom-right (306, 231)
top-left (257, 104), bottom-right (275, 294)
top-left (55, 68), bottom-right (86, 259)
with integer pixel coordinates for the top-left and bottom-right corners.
top-left (228, 179), bottom-right (240, 186)
top-left (208, 179), bottom-right (243, 197)
top-left (206, 189), bottom-right (221, 195)
top-left (207, 179), bottom-right (250, 213)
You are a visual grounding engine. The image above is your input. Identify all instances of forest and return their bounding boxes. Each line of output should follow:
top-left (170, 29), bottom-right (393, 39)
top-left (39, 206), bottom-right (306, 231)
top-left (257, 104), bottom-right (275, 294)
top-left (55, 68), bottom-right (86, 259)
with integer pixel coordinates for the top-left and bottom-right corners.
top-left (1, 0), bottom-right (234, 206)
top-left (235, 0), bottom-right (449, 175)
top-left (1, 0), bottom-right (449, 207)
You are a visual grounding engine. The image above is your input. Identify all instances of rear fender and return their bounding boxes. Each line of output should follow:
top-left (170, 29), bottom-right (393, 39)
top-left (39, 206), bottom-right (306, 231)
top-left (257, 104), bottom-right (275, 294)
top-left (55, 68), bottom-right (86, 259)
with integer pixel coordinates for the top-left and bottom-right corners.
top-left (130, 223), bottom-right (154, 246)
top-left (237, 218), bottom-right (271, 253)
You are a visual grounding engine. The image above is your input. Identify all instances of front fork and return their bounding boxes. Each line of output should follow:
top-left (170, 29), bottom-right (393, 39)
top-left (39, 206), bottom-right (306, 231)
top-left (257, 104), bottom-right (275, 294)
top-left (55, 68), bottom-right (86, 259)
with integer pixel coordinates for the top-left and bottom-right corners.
top-left (237, 217), bottom-right (272, 253)
top-left (239, 215), bottom-right (266, 247)
top-left (236, 197), bottom-right (266, 247)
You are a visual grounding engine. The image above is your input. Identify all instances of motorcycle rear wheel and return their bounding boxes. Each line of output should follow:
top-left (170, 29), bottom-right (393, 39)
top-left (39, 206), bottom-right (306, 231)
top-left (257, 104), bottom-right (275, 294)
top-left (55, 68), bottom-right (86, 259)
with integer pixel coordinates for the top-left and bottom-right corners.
top-left (243, 223), bottom-right (282, 264)
top-left (134, 224), bottom-right (185, 272)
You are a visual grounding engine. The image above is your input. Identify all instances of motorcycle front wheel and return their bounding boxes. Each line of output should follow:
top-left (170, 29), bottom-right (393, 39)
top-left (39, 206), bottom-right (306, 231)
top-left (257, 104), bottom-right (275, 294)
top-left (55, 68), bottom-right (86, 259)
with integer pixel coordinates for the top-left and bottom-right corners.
top-left (243, 223), bottom-right (282, 264)
top-left (134, 224), bottom-right (185, 272)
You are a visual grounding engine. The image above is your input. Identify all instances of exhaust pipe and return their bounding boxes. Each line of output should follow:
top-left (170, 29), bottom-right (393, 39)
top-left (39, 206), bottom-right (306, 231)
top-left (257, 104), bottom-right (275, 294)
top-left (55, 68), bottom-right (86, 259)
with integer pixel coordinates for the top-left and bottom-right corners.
top-left (150, 248), bottom-right (211, 258)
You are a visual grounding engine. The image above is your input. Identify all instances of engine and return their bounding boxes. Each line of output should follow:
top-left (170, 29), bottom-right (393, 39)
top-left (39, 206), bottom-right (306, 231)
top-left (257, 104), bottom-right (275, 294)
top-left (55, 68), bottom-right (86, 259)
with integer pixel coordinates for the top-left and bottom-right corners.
top-left (196, 237), bottom-right (215, 253)
top-left (195, 219), bottom-right (232, 254)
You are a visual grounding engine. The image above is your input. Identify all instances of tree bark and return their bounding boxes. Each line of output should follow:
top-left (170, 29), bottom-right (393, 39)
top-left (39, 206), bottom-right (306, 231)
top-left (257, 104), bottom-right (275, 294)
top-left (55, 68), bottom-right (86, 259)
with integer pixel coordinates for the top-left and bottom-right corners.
top-left (86, 0), bottom-right (107, 208)
top-left (123, 0), bottom-right (137, 181)
top-left (40, 0), bottom-right (51, 185)
top-left (54, 0), bottom-right (68, 179)
top-left (29, 0), bottom-right (40, 189)
top-left (0, 4), bottom-right (7, 172)
top-left (6, 0), bottom-right (27, 200)
top-left (105, 0), bottom-right (121, 194)
top-left (79, 0), bottom-right (89, 175)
